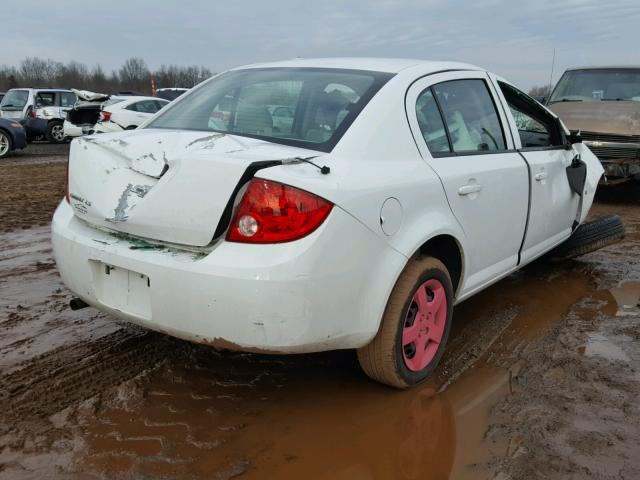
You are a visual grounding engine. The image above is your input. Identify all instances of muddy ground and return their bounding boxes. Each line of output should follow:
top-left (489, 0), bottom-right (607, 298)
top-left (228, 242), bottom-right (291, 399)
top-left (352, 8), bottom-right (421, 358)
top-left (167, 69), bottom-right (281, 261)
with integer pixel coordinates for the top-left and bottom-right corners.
top-left (1, 144), bottom-right (639, 479)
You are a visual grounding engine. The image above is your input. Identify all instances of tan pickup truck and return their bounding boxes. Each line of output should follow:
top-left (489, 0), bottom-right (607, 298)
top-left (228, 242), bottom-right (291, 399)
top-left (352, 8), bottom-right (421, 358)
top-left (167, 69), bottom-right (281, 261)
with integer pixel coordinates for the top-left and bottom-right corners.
top-left (548, 66), bottom-right (640, 184)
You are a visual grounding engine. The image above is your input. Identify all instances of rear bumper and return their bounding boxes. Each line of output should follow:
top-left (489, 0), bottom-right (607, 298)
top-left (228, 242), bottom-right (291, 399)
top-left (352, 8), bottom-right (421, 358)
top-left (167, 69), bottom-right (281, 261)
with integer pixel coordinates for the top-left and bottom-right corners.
top-left (52, 201), bottom-right (406, 353)
top-left (63, 120), bottom-right (87, 138)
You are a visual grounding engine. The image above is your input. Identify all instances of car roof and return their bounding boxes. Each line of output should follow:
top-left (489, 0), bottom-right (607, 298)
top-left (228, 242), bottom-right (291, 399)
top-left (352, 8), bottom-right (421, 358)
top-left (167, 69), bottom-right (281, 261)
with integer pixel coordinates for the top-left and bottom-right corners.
top-left (565, 65), bottom-right (640, 71)
top-left (7, 88), bottom-right (73, 93)
top-left (230, 57), bottom-right (481, 74)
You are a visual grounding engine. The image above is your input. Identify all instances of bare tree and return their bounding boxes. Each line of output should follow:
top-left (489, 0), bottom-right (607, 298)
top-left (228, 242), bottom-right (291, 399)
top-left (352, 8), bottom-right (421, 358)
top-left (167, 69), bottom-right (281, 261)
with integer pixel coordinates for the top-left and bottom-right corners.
top-left (19, 57), bottom-right (63, 86)
top-left (0, 56), bottom-right (213, 94)
top-left (119, 57), bottom-right (150, 93)
top-left (528, 85), bottom-right (552, 100)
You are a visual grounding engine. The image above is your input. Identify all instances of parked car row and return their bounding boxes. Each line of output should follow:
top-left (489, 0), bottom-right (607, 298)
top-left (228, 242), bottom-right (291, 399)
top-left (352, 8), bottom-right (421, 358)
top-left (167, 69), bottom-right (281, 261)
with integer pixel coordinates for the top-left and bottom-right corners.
top-left (64, 90), bottom-right (169, 138)
top-left (0, 88), bottom-right (75, 143)
top-left (0, 86), bottom-right (184, 158)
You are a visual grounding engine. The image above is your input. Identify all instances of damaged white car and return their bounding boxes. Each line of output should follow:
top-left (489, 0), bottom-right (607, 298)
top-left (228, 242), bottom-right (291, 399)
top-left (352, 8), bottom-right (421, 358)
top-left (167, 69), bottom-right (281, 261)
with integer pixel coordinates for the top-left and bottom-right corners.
top-left (64, 89), bottom-right (168, 137)
top-left (53, 58), bottom-right (603, 388)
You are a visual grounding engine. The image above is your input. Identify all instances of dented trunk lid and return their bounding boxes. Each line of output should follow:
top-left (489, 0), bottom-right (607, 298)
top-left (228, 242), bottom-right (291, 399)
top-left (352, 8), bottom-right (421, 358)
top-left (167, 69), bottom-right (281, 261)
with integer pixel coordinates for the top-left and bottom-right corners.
top-left (68, 129), bottom-right (320, 246)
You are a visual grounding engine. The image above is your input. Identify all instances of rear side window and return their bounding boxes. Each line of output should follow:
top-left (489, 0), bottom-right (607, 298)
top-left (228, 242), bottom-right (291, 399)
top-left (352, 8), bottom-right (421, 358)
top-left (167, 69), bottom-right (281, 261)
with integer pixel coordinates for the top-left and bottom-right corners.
top-left (432, 80), bottom-right (506, 153)
top-left (60, 92), bottom-right (77, 107)
top-left (415, 89), bottom-right (450, 154)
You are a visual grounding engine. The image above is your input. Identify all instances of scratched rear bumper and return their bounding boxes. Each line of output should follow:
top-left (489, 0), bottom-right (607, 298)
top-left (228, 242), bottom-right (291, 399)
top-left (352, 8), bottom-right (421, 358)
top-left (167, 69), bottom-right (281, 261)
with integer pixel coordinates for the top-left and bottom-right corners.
top-left (52, 200), bottom-right (404, 353)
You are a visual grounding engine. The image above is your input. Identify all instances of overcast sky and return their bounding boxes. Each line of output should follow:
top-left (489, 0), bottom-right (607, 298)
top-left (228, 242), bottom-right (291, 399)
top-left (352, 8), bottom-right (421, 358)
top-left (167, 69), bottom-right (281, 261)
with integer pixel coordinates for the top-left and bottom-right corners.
top-left (2, 0), bottom-right (639, 90)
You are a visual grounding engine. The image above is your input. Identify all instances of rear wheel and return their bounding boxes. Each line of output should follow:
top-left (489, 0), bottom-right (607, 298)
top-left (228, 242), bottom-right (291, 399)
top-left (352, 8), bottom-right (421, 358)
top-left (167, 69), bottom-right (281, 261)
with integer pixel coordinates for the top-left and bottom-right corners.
top-left (46, 121), bottom-right (65, 143)
top-left (0, 130), bottom-right (12, 158)
top-left (357, 256), bottom-right (453, 388)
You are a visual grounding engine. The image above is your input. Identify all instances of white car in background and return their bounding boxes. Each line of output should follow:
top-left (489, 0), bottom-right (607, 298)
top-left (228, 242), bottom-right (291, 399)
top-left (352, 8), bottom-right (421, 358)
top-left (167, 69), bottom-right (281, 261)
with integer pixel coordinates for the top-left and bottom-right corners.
top-left (64, 93), bottom-right (169, 137)
top-left (53, 58), bottom-right (603, 388)
top-left (93, 96), bottom-right (169, 133)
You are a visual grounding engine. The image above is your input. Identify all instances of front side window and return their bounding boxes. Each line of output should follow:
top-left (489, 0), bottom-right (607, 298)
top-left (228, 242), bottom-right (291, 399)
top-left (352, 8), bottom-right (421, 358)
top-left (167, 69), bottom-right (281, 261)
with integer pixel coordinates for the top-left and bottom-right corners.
top-left (147, 68), bottom-right (393, 152)
top-left (154, 100), bottom-right (169, 111)
top-left (499, 82), bottom-right (563, 148)
top-left (130, 101), bottom-right (159, 113)
top-left (432, 79), bottom-right (506, 153)
top-left (35, 92), bottom-right (56, 108)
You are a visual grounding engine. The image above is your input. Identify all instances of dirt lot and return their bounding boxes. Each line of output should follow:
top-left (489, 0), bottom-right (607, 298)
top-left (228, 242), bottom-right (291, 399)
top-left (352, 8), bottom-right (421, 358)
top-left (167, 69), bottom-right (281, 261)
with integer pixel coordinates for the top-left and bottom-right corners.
top-left (1, 144), bottom-right (639, 479)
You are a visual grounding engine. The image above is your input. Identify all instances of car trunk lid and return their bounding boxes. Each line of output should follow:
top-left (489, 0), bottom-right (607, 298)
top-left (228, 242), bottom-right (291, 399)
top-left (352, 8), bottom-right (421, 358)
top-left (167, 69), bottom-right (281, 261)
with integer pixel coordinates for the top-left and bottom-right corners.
top-left (67, 128), bottom-right (321, 246)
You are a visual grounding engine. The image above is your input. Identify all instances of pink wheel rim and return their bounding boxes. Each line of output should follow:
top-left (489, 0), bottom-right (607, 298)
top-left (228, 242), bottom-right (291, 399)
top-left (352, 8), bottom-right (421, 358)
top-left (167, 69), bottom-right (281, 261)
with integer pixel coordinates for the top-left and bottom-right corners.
top-left (402, 279), bottom-right (448, 372)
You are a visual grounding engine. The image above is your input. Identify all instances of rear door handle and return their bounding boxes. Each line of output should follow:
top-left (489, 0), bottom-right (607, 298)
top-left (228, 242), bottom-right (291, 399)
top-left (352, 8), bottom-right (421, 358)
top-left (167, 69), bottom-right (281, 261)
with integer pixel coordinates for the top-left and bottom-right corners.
top-left (457, 184), bottom-right (483, 196)
top-left (534, 172), bottom-right (548, 181)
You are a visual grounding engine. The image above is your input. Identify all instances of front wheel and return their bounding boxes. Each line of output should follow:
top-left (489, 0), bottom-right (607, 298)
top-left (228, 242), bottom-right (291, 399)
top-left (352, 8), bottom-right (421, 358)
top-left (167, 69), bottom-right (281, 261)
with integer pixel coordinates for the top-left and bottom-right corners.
top-left (0, 130), bottom-right (12, 158)
top-left (357, 256), bottom-right (453, 388)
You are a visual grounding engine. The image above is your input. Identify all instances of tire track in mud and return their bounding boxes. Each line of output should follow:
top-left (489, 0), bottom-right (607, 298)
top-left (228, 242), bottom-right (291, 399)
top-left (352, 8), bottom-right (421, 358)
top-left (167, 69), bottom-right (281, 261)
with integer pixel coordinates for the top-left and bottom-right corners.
top-left (1, 329), bottom-right (171, 421)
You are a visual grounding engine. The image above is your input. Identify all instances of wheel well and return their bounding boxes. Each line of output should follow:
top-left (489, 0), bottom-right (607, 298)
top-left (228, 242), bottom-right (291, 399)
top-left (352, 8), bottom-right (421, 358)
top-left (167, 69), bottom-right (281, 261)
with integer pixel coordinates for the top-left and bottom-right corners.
top-left (418, 235), bottom-right (463, 294)
top-left (0, 127), bottom-right (12, 144)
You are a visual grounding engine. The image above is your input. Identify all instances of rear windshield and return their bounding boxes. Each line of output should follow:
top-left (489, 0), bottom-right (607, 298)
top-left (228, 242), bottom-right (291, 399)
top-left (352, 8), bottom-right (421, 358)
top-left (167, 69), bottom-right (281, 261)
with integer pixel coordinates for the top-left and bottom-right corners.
top-left (550, 69), bottom-right (640, 103)
top-left (0, 90), bottom-right (29, 109)
top-left (147, 68), bottom-right (393, 152)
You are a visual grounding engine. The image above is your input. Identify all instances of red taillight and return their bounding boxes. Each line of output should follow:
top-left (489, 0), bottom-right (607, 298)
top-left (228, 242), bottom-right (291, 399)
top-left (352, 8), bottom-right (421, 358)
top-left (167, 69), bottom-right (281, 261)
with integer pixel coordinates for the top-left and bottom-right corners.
top-left (226, 179), bottom-right (333, 243)
top-left (30, 109), bottom-right (37, 119)
top-left (100, 111), bottom-right (111, 122)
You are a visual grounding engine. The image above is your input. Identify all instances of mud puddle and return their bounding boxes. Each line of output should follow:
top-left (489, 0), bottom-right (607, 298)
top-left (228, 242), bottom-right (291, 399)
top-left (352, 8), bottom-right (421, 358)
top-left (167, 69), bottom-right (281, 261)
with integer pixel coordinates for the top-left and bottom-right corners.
top-left (1, 229), bottom-right (633, 480)
top-left (60, 261), bottom-right (617, 480)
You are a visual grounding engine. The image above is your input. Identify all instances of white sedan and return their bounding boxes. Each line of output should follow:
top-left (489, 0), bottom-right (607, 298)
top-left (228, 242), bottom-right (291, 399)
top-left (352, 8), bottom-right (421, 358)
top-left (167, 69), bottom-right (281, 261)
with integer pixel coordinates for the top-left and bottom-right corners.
top-left (53, 58), bottom-right (603, 388)
top-left (92, 96), bottom-right (169, 133)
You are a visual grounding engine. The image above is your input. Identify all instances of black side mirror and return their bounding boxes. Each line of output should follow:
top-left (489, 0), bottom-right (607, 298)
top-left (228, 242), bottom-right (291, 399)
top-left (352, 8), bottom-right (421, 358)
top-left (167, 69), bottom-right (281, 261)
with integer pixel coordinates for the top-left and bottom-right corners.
top-left (567, 130), bottom-right (582, 144)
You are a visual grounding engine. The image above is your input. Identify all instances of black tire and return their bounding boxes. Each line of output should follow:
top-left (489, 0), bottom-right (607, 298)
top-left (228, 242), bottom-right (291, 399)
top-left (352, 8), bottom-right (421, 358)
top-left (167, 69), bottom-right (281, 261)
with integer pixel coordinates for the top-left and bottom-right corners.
top-left (0, 130), bottom-right (12, 159)
top-left (357, 256), bottom-right (454, 389)
top-left (46, 121), bottom-right (65, 143)
top-left (550, 215), bottom-right (625, 261)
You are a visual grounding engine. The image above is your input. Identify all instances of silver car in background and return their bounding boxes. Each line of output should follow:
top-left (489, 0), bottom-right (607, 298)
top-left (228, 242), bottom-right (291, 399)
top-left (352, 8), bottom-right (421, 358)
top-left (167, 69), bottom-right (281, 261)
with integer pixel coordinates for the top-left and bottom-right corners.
top-left (0, 88), bottom-right (76, 143)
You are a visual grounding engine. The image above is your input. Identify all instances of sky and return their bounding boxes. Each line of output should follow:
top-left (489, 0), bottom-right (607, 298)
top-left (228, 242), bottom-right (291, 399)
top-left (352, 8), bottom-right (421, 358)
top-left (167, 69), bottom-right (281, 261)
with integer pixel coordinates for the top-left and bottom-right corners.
top-left (2, 0), bottom-right (639, 90)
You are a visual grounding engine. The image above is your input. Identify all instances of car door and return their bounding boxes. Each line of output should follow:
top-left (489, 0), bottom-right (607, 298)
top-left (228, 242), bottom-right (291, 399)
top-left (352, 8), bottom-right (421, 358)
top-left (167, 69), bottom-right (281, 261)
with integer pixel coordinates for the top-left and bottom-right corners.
top-left (489, 76), bottom-right (581, 263)
top-left (406, 71), bottom-right (529, 296)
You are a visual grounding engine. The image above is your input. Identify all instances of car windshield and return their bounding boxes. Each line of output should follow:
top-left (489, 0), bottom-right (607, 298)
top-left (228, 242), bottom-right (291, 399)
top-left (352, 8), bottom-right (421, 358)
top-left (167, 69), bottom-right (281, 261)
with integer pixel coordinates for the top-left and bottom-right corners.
top-left (0, 90), bottom-right (29, 108)
top-left (549, 69), bottom-right (640, 103)
top-left (147, 68), bottom-right (393, 152)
